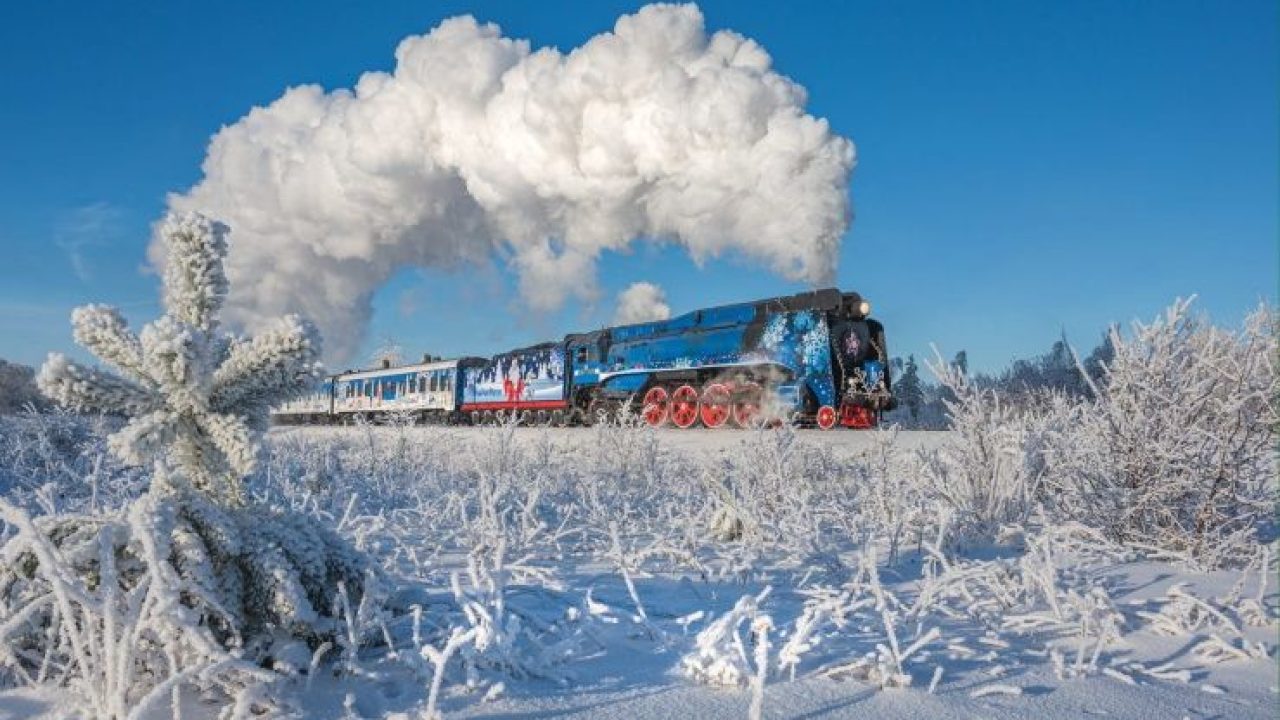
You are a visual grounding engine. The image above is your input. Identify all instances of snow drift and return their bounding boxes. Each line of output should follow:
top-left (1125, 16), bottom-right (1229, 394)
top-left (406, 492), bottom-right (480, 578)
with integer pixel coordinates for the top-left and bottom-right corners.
top-left (160, 3), bottom-right (856, 362)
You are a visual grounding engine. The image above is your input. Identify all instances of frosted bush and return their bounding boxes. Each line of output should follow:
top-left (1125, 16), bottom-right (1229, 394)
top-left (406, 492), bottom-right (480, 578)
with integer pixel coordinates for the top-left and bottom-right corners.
top-left (919, 355), bottom-right (1041, 544)
top-left (1036, 299), bottom-right (1278, 567)
top-left (680, 587), bottom-right (773, 688)
top-left (929, 298), bottom-right (1277, 567)
top-left (0, 412), bottom-right (140, 515)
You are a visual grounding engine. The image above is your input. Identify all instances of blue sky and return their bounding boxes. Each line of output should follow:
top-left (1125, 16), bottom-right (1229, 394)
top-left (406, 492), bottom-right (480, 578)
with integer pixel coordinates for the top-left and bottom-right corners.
top-left (0, 1), bottom-right (1275, 372)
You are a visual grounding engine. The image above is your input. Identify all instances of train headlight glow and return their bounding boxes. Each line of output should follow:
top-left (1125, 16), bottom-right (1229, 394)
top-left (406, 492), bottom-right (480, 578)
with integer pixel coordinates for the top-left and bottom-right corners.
top-left (859, 300), bottom-right (871, 316)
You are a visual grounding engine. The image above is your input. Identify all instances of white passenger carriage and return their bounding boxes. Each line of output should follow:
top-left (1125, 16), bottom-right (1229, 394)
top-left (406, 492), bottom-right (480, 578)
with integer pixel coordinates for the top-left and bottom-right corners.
top-left (333, 357), bottom-right (463, 422)
top-left (271, 379), bottom-right (333, 424)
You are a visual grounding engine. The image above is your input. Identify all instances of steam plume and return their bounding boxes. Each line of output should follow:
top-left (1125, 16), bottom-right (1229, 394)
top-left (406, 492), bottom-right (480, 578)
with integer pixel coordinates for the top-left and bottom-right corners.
top-left (160, 3), bottom-right (855, 361)
top-left (613, 282), bottom-right (672, 325)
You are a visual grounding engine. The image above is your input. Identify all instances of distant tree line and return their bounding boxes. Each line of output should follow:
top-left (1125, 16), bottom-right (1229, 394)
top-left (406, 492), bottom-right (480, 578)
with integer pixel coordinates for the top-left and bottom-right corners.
top-left (885, 332), bottom-right (1116, 429)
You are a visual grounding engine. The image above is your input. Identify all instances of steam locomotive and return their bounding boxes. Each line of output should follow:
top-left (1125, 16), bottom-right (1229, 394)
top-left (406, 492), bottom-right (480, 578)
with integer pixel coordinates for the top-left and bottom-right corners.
top-left (271, 288), bottom-right (894, 429)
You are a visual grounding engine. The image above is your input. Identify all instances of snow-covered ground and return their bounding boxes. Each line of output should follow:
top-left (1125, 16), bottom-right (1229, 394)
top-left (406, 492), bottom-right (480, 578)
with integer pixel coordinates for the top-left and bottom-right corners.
top-left (3, 421), bottom-right (1275, 720)
top-left (274, 424), bottom-right (955, 457)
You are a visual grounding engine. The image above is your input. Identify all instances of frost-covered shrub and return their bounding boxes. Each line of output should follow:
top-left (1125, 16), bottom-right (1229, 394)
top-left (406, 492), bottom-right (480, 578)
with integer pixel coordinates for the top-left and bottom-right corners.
top-left (0, 411), bottom-right (140, 514)
top-left (928, 299), bottom-right (1277, 567)
top-left (1035, 299), bottom-right (1278, 567)
top-left (0, 496), bottom-right (280, 717)
top-left (918, 356), bottom-right (1041, 544)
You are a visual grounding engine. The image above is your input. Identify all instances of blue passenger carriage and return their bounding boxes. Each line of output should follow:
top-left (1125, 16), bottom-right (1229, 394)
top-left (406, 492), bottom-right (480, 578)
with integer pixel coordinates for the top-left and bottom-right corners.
top-left (460, 343), bottom-right (569, 426)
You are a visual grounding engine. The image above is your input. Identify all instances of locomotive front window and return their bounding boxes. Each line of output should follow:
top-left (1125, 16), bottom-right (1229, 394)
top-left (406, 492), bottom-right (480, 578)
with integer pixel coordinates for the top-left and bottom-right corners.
top-left (575, 347), bottom-right (588, 364)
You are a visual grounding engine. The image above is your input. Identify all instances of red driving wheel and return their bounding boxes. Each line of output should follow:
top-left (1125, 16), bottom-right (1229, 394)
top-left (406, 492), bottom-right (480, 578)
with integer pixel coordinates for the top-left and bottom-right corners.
top-left (670, 384), bottom-right (701, 428)
top-left (699, 383), bottom-right (732, 428)
top-left (642, 386), bottom-right (670, 427)
top-left (816, 405), bottom-right (838, 430)
top-left (732, 382), bottom-right (762, 429)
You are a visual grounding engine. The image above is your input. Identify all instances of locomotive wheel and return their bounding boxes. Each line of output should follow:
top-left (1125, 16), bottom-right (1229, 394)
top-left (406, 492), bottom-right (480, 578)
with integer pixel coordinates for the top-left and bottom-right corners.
top-left (816, 405), bottom-right (838, 430)
top-left (551, 409), bottom-right (566, 427)
top-left (641, 386), bottom-right (670, 427)
top-left (670, 384), bottom-right (700, 429)
top-left (699, 383), bottom-right (732, 428)
top-left (731, 382), bottom-right (763, 429)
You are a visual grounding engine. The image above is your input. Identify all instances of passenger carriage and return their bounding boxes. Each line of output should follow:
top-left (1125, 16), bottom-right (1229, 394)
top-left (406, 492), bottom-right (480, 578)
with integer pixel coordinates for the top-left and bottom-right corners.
top-left (270, 378), bottom-right (334, 425)
top-left (459, 343), bottom-right (570, 426)
top-left (330, 357), bottom-right (477, 424)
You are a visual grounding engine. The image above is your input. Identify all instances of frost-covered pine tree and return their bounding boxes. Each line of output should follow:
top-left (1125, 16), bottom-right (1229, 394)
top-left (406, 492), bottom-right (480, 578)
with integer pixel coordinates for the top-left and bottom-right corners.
top-left (0, 213), bottom-right (372, 715)
top-left (38, 212), bottom-right (319, 506)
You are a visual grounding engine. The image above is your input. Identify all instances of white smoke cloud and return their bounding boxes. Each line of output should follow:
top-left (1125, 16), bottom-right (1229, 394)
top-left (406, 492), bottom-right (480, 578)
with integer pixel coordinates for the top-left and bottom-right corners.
top-left (160, 3), bottom-right (855, 361)
top-left (613, 282), bottom-right (672, 325)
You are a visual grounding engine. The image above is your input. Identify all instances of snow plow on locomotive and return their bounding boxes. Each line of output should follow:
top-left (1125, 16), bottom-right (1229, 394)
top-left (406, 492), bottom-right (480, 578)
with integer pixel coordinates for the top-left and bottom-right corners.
top-left (269, 287), bottom-right (894, 429)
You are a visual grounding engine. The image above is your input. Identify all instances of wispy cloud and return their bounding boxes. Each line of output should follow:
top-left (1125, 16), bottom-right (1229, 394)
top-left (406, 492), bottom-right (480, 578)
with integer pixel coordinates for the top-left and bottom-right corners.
top-left (54, 202), bottom-right (126, 282)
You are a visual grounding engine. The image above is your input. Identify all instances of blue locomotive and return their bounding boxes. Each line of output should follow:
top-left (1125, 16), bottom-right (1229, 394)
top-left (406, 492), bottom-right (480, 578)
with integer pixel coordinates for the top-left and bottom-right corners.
top-left (270, 287), bottom-right (893, 429)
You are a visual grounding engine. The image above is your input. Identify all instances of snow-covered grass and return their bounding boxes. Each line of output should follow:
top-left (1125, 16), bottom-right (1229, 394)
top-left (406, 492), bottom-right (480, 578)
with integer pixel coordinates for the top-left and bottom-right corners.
top-left (1, 413), bottom-right (1275, 719)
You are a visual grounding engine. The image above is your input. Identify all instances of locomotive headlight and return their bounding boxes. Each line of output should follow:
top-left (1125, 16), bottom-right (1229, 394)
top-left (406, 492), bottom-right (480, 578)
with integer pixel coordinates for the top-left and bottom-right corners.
top-left (859, 300), bottom-right (871, 317)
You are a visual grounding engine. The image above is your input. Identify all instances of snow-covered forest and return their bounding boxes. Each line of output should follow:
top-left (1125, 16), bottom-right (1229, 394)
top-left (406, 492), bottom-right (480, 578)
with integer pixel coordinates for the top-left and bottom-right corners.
top-left (0, 215), bottom-right (1276, 719)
